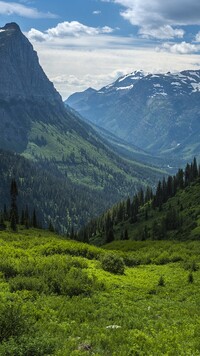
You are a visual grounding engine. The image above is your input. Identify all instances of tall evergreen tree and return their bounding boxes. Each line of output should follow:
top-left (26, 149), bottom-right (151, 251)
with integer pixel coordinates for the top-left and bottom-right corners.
top-left (192, 157), bottom-right (198, 180)
top-left (32, 208), bottom-right (37, 228)
top-left (10, 179), bottom-right (18, 231)
top-left (24, 205), bottom-right (30, 229)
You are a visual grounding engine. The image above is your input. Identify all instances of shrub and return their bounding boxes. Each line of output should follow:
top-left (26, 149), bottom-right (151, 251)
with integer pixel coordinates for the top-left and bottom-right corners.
top-left (101, 253), bottom-right (125, 274)
top-left (0, 260), bottom-right (18, 279)
top-left (183, 260), bottom-right (199, 272)
top-left (188, 272), bottom-right (194, 284)
top-left (123, 255), bottom-right (140, 267)
top-left (61, 267), bottom-right (96, 297)
top-left (158, 276), bottom-right (165, 287)
top-left (0, 334), bottom-right (56, 355)
top-left (0, 298), bottom-right (29, 342)
top-left (154, 253), bottom-right (170, 265)
top-left (9, 276), bottom-right (48, 293)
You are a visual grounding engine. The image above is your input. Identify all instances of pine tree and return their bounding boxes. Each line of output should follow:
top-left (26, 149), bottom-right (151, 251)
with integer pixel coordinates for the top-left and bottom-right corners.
top-left (123, 228), bottom-right (129, 240)
top-left (70, 225), bottom-right (75, 239)
top-left (10, 179), bottom-right (18, 231)
top-left (20, 209), bottom-right (25, 225)
top-left (104, 213), bottom-right (114, 243)
top-left (25, 205), bottom-right (30, 229)
top-left (0, 212), bottom-right (6, 230)
top-left (48, 219), bottom-right (54, 232)
top-left (3, 204), bottom-right (8, 221)
top-left (126, 197), bottom-right (131, 219)
top-left (32, 209), bottom-right (37, 228)
top-left (192, 157), bottom-right (198, 180)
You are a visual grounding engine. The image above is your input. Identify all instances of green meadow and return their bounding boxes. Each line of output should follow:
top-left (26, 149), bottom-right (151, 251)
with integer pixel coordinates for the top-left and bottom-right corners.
top-left (1, 228), bottom-right (200, 355)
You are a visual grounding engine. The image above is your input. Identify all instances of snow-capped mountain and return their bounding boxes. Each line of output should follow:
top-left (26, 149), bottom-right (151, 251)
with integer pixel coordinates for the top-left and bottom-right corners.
top-left (66, 70), bottom-right (200, 160)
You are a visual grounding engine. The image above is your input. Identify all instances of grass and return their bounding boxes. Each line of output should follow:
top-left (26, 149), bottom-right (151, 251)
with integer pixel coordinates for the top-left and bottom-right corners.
top-left (1, 227), bottom-right (200, 354)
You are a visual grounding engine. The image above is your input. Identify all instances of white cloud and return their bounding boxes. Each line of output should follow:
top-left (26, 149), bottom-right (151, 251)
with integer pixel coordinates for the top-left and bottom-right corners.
top-left (30, 37), bottom-right (200, 99)
top-left (156, 41), bottom-right (200, 54)
top-left (106, 0), bottom-right (200, 26)
top-left (102, 0), bottom-right (200, 40)
top-left (93, 10), bottom-right (101, 15)
top-left (139, 25), bottom-right (184, 40)
top-left (0, 1), bottom-right (57, 18)
top-left (28, 21), bottom-right (114, 42)
top-left (195, 32), bottom-right (200, 42)
top-left (28, 28), bottom-right (47, 42)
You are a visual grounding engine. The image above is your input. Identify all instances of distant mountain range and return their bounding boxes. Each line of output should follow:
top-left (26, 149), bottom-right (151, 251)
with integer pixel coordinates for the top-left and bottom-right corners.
top-left (0, 23), bottom-right (164, 230)
top-left (66, 70), bottom-right (200, 161)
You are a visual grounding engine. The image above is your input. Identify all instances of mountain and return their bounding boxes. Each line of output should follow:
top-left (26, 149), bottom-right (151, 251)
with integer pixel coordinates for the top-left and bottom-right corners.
top-left (66, 70), bottom-right (200, 161)
top-left (0, 23), bottom-right (164, 229)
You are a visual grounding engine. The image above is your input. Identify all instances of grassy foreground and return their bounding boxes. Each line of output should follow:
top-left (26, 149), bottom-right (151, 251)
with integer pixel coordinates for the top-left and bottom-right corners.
top-left (1, 228), bottom-right (200, 355)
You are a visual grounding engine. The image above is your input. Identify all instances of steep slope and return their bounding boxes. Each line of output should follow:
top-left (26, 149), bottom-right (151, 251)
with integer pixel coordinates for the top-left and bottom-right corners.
top-left (81, 159), bottom-right (200, 245)
top-left (0, 23), bottom-right (164, 228)
top-left (0, 149), bottom-right (131, 232)
top-left (66, 70), bottom-right (200, 160)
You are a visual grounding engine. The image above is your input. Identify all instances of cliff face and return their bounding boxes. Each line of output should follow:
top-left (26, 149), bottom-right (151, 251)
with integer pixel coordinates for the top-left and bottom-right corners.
top-left (0, 22), bottom-right (60, 101)
top-left (0, 22), bottom-right (68, 152)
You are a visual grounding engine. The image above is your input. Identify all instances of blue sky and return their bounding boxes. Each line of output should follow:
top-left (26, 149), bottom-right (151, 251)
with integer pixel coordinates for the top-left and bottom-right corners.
top-left (1, 0), bottom-right (200, 98)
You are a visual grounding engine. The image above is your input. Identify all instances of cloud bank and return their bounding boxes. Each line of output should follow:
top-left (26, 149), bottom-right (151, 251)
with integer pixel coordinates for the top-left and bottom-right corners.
top-left (28, 21), bottom-right (114, 42)
top-left (0, 1), bottom-right (57, 18)
top-left (103, 0), bottom-right (200, 39)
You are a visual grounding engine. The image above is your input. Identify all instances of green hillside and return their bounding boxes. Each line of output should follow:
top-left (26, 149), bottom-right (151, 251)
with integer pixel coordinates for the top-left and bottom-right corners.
top-left (0, 147), bottom-right (164, 233)
top-left (81, 158), bottom-right (200, 245)
top-left (22, 113), bottom-right (163, 192)
top-left (1, 227), bottom-right (200, 354)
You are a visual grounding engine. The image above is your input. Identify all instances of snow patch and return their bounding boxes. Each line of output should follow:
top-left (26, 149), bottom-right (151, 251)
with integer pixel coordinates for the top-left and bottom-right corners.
top-left (159, 92), bottom-right (168, 96)
top-left (171, 82), bottom-right (182, 86)
top-left (116, 84), bottom-right (134, 90)
top-left (190, 72), bottom-right (200, 78)
top-left (191, 83), bottom-right (200, 92)
top-left (105, 83), bottom-right (113, 89)
top-left (118, 73), bottom-right (133, 82)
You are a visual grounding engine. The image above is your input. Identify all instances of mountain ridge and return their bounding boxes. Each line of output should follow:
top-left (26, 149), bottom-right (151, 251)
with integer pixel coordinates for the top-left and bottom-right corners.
top-left (66, 69), bottom-right (200, 161)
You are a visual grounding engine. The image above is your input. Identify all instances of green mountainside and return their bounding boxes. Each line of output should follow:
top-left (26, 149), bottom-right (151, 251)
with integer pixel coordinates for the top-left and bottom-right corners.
top-left (0, 147), bottom-right (163, 231)
top-left (0, 149), bottom-right (129, 232)
top-left (81, 159), bottom-right (200, 245)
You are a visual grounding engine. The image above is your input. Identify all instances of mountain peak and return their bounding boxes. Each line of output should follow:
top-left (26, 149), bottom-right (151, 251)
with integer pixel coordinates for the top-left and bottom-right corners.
top-left (0, 22), bottom-right (61, 102)
top-left (2, 22), bottom-right (21, 31)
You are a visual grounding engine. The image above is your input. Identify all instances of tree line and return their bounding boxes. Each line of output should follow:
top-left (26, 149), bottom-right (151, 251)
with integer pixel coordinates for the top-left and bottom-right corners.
top-left (78, 158), bottom-right (200, 243)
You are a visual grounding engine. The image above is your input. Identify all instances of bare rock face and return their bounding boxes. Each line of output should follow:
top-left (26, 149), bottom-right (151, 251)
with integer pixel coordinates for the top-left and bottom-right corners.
top-left (0, 23), bottom-right (68, 152)
top-left (0, 22), bottom-right (61, 101)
